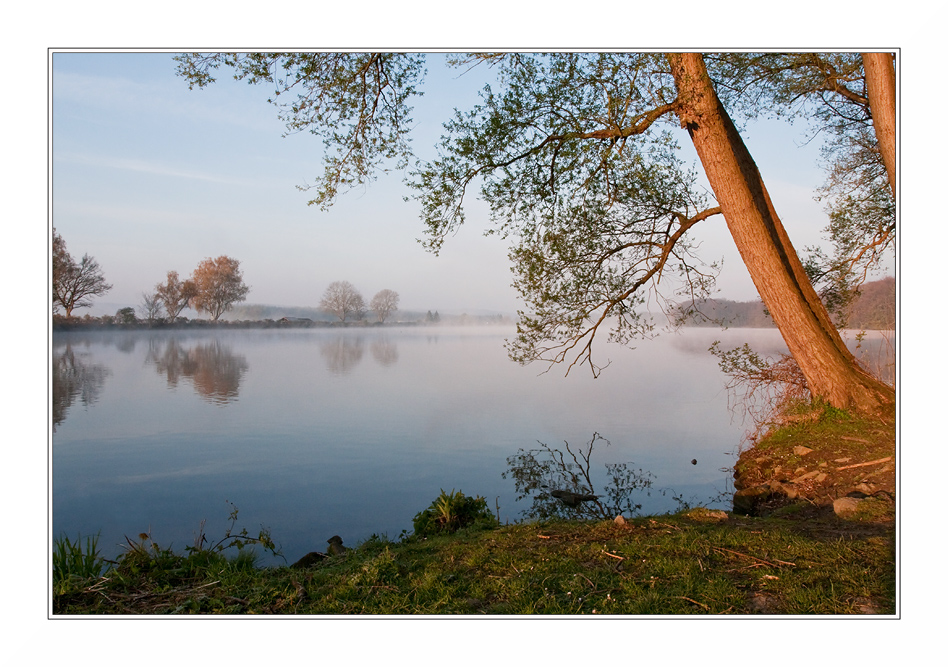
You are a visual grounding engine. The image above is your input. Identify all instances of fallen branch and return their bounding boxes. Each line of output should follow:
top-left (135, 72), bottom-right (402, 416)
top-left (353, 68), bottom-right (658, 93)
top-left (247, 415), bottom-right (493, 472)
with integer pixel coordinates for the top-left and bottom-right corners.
top-left (601, 550), bottom-right (626, 560)
top-left (676, 596), bottom-right (709, 610)
top-left (714, 546), bottom-right (795, 568)
top-left (836, 456), bottom-right (892, 471)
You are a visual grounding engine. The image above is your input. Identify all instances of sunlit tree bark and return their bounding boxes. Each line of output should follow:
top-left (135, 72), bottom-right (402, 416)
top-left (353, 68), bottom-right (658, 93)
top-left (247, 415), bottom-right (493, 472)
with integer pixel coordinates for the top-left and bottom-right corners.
top-left (862, 52), bottom-right (897, 198)
top-left (667, 53), bottom-right (893, 412)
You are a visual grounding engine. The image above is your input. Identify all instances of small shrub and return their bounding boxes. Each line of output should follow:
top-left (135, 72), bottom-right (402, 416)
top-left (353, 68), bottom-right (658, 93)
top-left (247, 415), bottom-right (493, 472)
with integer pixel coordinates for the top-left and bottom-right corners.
top-left (503, 433), bottom-right (654, 520)
top-left (412, 489), bottom-right (498, 537)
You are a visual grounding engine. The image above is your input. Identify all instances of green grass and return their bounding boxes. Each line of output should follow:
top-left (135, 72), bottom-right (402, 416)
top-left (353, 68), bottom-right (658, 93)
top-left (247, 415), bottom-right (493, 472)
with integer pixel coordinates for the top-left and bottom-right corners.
top-left (53, 533), bottom-right (106, 596)
top-left (53, 509), bottom-right (895, 615)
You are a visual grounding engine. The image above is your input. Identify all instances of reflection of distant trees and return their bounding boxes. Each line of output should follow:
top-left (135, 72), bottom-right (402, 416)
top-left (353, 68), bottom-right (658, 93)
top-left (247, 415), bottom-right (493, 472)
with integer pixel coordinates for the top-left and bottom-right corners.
top-left (371, 338), bottom-right (398, 367)
top-left (52, 344), bottom-right (111, 430)
top-left (320, 336), bottom-right (365, 375)
top-left (146, 338), bottom-right (248, 405)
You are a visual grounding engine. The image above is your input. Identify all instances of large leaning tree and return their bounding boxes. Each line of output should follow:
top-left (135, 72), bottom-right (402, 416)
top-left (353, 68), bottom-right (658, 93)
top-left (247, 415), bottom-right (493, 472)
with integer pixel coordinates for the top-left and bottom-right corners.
top-left (175, 52), bottom-right (895, 413)
top-left (189, 255), bottom-right (250, 321)
top-left (52, 227), bottom-right (113, 317)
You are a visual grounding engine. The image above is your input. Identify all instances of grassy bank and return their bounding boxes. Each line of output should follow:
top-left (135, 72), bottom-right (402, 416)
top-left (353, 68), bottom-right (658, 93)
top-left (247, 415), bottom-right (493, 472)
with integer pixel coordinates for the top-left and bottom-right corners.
top-left (53, 405), bottom-right (896, 616)
top-left (53, 509), bottom-right (894, 616)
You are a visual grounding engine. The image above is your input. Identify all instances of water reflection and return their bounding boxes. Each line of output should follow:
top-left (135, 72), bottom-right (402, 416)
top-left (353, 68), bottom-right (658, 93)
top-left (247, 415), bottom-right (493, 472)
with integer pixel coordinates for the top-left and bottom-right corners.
top-left (320, 336), bottom-right (365, 375)
top-left (370, 337), bottom-right (398, 367)
top-left (145, 338), bottom-right (249, 405)
top-left (52, 344), bottom-right (111, 430)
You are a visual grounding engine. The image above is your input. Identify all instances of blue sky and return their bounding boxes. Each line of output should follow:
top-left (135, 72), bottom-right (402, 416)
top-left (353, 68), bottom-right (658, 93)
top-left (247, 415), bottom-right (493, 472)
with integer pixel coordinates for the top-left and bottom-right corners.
top-left (51, 51), bottom-right (890, 317)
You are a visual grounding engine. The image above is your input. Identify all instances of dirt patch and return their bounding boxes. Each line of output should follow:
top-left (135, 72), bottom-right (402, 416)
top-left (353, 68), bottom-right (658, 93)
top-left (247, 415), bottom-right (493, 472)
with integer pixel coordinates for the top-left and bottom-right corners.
top-left (733, 403), bottom-right (895, 520)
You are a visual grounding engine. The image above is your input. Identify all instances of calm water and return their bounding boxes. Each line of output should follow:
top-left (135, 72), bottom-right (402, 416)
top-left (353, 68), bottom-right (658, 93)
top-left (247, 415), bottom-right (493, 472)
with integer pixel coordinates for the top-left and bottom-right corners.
top-left (51, 326), bottom-right (892, 566)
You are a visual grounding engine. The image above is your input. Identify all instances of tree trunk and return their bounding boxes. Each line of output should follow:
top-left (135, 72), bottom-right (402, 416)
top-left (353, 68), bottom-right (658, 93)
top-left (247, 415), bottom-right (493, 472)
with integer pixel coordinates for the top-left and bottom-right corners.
top-left (667, 53), bottom-right (894, 413)
top-left (862, 52), bottom-right (897, 198)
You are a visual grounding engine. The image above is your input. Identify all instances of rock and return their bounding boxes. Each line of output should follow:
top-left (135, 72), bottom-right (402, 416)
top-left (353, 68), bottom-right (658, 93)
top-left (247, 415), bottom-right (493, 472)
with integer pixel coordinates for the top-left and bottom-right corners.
top-left (733, 484), bottom-right (787, 516)
top-left (791, 470), bottom-right (823, 484)
top-left (684, 507), bottom-right (729, 523)
top-left (291, 551), bottom-right (327, 568)
top-left (833, 497), bottom-right (862, 517)
top-left (327, 535), bottom-right (348, 555)
top-left (551, 489), bottom-right (599, 507)
top-left (614, 515), bottom-right (626, 525)
top-left (793, 446), bottom-right (813, 456)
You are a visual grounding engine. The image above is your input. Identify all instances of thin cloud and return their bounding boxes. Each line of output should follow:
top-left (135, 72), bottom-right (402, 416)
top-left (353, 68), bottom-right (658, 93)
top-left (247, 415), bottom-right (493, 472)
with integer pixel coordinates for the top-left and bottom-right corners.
top-left (55, 151), bottom-right (254, 186)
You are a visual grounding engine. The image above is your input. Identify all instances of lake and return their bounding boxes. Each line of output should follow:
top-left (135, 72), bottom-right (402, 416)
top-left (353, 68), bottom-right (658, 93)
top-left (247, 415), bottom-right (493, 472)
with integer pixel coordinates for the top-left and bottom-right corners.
top-left (51, 325), bottom-right (893, 566)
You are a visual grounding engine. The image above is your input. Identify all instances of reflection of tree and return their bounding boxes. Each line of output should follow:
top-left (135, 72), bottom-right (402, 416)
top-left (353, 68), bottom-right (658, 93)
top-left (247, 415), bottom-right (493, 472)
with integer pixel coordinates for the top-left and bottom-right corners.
top-left (52, 344), bottom-right (111, 430)
top-left (370, 338), bottom-right (398, 367)
top-left (146, 338), bottom-right (248, 404)
top-left (320, 336), bottom-right (365, 375)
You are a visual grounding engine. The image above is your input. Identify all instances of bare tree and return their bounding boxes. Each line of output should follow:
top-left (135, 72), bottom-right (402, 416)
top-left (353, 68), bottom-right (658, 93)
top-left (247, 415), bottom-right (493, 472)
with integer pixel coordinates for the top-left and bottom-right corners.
top-left (189, 256), bottom-right (251, 321)
top-left (139, 291), bottom-right (163, 323)
top-left (369, 289), bottom-right (400, 323)
top-left (320, 281), bottom-right (366, 322)
top-left (155, 270), bottom-right (198, 320)
top-left (52, 229), bottom-right (112, 317)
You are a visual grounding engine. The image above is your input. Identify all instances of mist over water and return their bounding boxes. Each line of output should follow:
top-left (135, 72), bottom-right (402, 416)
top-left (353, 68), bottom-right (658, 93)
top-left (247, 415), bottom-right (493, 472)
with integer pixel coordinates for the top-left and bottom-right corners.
top-left (51, 326), bottom-right (894, 566)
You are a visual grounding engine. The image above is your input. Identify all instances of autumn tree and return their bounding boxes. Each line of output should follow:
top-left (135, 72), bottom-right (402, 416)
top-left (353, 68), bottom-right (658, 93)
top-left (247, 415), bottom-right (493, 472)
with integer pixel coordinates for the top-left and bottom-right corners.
top-left (52, 228), bottom-right (113, 317)
top-left (369, 289), bottom-right (400, 323)
top-left (189, 256), bottom-right (250, 321)
top-left (320, 280), bottom-right (366, 322)
top-left (176, 52), bottom-right (895, 413)
top-left (155, 270), bottom-right (198, 320)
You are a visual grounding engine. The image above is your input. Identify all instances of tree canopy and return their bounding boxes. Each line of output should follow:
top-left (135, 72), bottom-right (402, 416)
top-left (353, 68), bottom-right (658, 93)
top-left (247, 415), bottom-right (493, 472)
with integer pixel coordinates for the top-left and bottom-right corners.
top-left (52, 228), bottom-right (113, 317)
top-left (176, 51), bottom-right (895, 411)
top-left (320, 280), bottom-right (366, 322)
top-left (189, 256), bottom-right (250, 321)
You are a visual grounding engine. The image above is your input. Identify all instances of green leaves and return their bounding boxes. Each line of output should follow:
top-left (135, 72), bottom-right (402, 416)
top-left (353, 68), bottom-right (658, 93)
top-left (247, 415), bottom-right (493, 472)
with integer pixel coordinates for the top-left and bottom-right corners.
top-left (409, 54), bottom-right (719, 373)
top-left (175, 52), bottom-right (425, 209)
top-left (412, 489), bottom-right (498, 537)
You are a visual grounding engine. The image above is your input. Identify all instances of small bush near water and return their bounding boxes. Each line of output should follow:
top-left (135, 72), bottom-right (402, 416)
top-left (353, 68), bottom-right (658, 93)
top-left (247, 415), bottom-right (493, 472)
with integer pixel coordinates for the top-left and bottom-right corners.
top-left (412, 489), bottom-right (499, 537)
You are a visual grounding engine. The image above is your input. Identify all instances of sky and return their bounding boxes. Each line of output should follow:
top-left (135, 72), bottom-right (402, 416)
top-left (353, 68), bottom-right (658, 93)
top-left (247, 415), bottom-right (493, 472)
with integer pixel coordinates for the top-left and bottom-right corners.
top-left (50, 51), bottom-right (891, 318)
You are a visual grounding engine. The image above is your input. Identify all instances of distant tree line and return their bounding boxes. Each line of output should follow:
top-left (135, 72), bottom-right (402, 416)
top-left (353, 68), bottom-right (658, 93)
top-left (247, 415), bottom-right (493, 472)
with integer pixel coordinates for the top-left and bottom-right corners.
top-left (52, 229), bottom-right (252, 325)
top-left (51, 231), bottom-right (507, 329)
top-left (673, 276), bottom-right (895, 330)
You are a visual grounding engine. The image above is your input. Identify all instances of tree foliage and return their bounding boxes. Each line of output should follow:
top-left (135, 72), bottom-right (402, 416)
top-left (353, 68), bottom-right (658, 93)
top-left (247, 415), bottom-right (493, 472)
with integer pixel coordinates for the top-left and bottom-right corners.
top-left (411, 53), bottom-right (721, 374)
top-left (189, 256), bottom-right (250, 321)
top-left (155, 270), bottom-right (198, 320)
top-left (320, 280), bottom-right (366, 322)
top-left (175, 52), bottom-right (425, 207)
top-left (706, 53), bottom-right (895, 302)
top-left (175, 52), bottom-right (895, 411)
top-left (369, 288), bottom-right (399, 323)
top-left (52, 228), bottom-right (113, 317)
